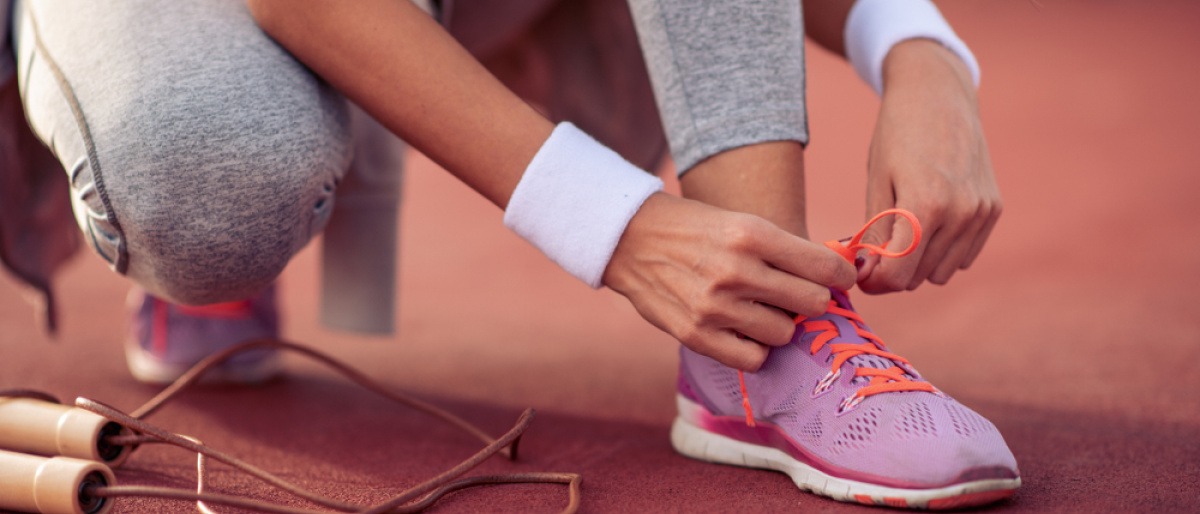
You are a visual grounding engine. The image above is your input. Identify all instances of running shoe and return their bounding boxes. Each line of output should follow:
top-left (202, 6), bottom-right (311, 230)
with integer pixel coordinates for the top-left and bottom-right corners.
top-left (673, 209), bottom-right (1019, 509)
top-left (125, 285), bottom-right (281, 385)
top-left (672, 289), bottom-right (1020, 509)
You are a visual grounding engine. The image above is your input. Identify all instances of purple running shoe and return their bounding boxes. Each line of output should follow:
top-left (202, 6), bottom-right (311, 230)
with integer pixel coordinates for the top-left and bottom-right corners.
top-left (673, 288), bottom-right (1020, 509)
top-left (125, 286), bottom-right (281, 385)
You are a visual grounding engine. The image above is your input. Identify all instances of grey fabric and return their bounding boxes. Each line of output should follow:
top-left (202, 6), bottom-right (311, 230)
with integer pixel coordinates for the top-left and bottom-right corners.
top-left (627, 0), bottom-right (809, 175)
top-left (13, 0), bottom-right (354, 305)
top-left (320, 105), bottom-right (405, 335)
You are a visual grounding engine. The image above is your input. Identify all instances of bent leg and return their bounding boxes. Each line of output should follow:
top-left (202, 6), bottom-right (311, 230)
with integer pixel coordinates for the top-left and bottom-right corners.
top-left (13, 0), bottom-right (352, 304)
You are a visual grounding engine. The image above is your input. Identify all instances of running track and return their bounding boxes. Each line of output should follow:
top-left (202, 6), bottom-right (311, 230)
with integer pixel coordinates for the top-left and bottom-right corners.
top-left (1, 1), bottom-right (1197, 512)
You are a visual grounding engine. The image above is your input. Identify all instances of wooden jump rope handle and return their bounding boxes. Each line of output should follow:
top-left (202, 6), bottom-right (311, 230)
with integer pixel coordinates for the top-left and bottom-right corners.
top-left (0, 449), bottom-right (115, 514)
top-left (0, 398), bottom-right (132, 466)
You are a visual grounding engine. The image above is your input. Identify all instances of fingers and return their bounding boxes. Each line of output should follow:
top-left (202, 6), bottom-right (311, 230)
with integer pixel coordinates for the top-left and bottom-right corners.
top-left (960, 198), bottom-right (1002, 269)
top-left (691, 219), bottom-right (845, 338)
top-left (928, 202), bottom-right (990, 284)
top-left (621, 286), bottom-right (775, 371)
top-left (698, 330), bottom-right (771, 371)
top-left (858, 190), bottom-right (1001, 293)
top-left (858, 212), bottom-right (924, 294)
top-left (652, 294), bottom-right (782, 371)
top-left (856, 181), bottom-right (899, 289)
top-left (907, 215), bottom-right (964, 288)
top-left (743, 269), bottom-right (834, 319)
top-left (603, 196), bottom-right (853, 373)
top-left (687, 286), bottom-right (800, 348)
top-left (914, 194), bottom-right (1002, 286)
top-left (679, 221), bottom-right (849, 368)
top-left (722, 301), bottom-right (798, 348)
top-left (648, 301), bottom-right (774, 371)
top-left (747, 220), bottom-right (856, 292)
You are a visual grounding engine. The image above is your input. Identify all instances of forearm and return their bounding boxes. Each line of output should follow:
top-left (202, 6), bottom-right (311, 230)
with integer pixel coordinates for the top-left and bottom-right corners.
top-left (247, 0), bottom-right (552, 209)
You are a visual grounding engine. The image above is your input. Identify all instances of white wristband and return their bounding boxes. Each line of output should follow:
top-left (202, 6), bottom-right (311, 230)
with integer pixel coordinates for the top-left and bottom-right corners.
top-left (504, 123), bottom-right (664, 288)
top-left (845, 0), bottom-right (980, 96)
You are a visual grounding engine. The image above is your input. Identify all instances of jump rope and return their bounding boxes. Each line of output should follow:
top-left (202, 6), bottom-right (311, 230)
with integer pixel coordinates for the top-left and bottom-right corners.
top-left (0, 209), bottom-right (919, 514)
top-left (0, 339), bottom-right (581, 514)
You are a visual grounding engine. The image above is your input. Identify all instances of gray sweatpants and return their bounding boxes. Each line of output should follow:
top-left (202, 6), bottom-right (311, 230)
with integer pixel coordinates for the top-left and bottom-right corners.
top-left (11, 0), bottom-right (404, 323)
top-left (10, 0), bottom-right (808, 305)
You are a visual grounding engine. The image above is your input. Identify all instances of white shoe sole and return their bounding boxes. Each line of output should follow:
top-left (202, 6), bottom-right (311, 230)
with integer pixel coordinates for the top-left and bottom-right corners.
top-left (670, 395), bottom-right (1020, 509)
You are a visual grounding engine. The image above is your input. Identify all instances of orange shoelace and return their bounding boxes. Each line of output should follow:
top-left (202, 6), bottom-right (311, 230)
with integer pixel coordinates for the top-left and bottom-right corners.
top-left (737, 209), bottom-right (934, 427)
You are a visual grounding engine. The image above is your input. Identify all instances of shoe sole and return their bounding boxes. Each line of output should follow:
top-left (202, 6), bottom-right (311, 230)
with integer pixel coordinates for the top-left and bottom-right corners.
top-left (125, 338), bottom-right (282, 386)
top-left (671, 395), bottom-right (1020, 510)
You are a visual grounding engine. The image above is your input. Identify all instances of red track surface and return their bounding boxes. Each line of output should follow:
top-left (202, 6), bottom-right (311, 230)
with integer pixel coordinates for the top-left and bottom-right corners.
top-left (2, 1), bottom-right (1198, 512)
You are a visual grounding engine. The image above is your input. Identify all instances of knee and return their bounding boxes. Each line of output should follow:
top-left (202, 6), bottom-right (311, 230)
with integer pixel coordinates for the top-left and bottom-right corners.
top-left (110, 90), bottom-right (352, 305)
top-left (18, 0), bottom-right (355, 304)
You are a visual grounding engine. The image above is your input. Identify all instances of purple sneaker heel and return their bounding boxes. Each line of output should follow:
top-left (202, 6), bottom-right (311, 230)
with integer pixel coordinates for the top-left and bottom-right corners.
top-left (125, 285), bottom-right (281, 385)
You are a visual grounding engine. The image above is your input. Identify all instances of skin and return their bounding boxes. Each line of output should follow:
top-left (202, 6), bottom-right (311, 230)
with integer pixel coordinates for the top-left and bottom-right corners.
top-left (858, 39), bottom-right (1002, 292)
top-left (246, 0), bottom-right (1000, 372)
top-left (801, 0), bottom-right (1002, 292)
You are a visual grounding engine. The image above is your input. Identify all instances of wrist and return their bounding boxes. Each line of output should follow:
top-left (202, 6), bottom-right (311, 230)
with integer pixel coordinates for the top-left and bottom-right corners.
top-left (882, 39), bottom-right (976, 98)
top-left (845, 0), bottom-right (980, 96)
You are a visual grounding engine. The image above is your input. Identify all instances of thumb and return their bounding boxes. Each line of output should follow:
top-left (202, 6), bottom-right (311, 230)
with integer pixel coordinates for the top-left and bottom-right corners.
top-left (856, 211), bottom-right (894, 282)
top-left (858, 208), bottom-right (924, 293)
top-left (857, 182), bottom-right (897, 282)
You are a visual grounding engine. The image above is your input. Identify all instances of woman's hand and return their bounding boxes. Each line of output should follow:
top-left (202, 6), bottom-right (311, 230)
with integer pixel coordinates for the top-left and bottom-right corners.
top-left (857, 39), bottom-right (1002, 293)
top-left (603, 193), bottom-right (855, 371)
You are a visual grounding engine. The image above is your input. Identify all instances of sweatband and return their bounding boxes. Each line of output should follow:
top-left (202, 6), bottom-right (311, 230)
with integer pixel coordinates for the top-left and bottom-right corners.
top-left (845, 0), bottom-right (980, 96)
top-left (504, 123), bottom-right (664, 288)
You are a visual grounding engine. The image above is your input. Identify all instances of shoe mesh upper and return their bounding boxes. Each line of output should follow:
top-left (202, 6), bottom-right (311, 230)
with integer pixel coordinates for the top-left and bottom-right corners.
top-left (679, 289), bottom-right (1019, 487)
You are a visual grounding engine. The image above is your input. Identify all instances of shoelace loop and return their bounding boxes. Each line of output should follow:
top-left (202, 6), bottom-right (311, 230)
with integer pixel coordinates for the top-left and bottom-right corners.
top-left (737, 209), bottom-right (930, 425)
top-left (823, 208), bottom-right (923, 263)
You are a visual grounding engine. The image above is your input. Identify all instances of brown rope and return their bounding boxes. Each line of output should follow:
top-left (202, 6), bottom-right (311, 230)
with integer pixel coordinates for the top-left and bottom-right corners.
top-left (129, 339), bottom-right (517, 460)
top-left (79, 398), bottom-right (362, 512)
top-left (91, 485), bottom-right (329, 514)
top-left (66, 338), bottom-right (580, 513)
top-left (91, 473), bottom-right (581, 514)
top-left (78, 399), bottom-right (568, 513)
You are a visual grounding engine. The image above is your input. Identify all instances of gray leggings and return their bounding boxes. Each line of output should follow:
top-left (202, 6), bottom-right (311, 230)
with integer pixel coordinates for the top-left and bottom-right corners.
top-left (627, 0), bottom-right (809, 173)
top-left (11, 0), bottom-right (808, 304)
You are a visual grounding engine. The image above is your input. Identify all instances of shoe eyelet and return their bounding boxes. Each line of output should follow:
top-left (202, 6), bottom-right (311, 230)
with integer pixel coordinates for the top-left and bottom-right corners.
top-left (836, 394), bottom-right (864, 416)
top-left (811, 369), bottom-right (841, 399)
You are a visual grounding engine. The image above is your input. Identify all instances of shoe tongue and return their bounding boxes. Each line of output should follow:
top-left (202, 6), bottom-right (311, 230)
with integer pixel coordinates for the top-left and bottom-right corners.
top-left (823, 289), bottom-right (911, 381)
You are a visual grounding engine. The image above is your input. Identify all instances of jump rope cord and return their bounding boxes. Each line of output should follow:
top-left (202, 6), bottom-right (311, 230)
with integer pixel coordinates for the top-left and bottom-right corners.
top-left (4, 338), bottom-right (581, 513)
top-left (126, 339), bottom-right (510, 457)
top-left (90, 474), bottom-right (582, 514)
